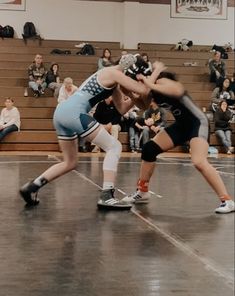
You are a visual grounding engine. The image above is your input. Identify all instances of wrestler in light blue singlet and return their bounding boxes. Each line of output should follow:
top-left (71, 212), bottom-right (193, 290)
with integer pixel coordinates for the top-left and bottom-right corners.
top-left (53, 72), bottom-right (115, 140)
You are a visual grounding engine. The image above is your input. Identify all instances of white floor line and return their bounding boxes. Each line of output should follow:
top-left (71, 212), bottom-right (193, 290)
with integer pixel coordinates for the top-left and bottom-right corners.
top-left (216, 170), bottom-right (235, 177)
top-left (50, 155), bottom-right (234, 289)
top-left (0, 160), bottom-right (57, 164)
top-left (2, 158), bottom-right (233, 168)
top-left (161, 156), bottom-right (235, 165)
top-left (1, 157), bottom-right (234, 177)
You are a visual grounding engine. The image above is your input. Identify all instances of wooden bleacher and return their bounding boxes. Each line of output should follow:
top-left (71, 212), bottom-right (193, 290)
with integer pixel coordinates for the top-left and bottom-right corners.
top-left (0, 38), bottom-right (234, 152)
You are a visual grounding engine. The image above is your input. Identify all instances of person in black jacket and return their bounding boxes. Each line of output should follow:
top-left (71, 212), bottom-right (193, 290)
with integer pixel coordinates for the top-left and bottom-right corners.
top-left (214, 100), bottom-right (234, 154)
top-left (93, 96), bottom-right (122, 139)
top-left (46, 63), bottom-right (61, 98)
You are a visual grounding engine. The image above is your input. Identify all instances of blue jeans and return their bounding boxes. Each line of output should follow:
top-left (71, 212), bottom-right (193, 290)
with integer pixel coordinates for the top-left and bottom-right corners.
top-left (29, 81), bottom-right (47, 92)
top-left (129, 127), bottom-right (140, 150)
top-left (0, 124), bottom-right (18, 141)
top-left (215, 129), bottom-right (232, 150)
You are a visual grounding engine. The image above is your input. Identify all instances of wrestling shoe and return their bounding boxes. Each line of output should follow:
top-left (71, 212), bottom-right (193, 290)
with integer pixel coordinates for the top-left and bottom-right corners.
top-left (19, 182), bottom-right (40, 207)
top-left (121, 190), bottom-right (150, 204)
top-left (215, 200), bottom-right (235, 214)
top-left (97, 189), bottom-right (132, 210)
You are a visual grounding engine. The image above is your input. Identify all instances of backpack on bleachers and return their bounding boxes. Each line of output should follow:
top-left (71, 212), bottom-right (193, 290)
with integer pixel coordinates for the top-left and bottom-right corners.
top-left (22, 22), bottom-right (42, 44)
top-left (51, 48), bottom-right (71, 55)
top-left (23, 22), bottom-right (37, 39)
top-left (0, 25), bottom-right (14, 38)
top-left (76, 44), bottom-right (95, 55)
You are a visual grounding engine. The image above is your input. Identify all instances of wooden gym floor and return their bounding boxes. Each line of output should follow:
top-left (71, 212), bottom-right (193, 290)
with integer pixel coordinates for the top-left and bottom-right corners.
top-left (0, 152), bottom-right (234, 296)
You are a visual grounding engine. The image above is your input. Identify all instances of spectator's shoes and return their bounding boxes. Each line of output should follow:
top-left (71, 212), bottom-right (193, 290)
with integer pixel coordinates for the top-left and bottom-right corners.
top-left (79, 146), bottom-right (87, 153)
top-left (97, 189), bottom-right (132, 210)
top-left (121, 190), bottom-right (150, 204)
top-left (19, 182), bottom-right (40, 207)
top-left (40, 90), bottom-right (45, 95)
top-left (24, 89), bottom-right (28, 97)
top-left (227, 147), bottom-right (234, 154)
top-left (215, 200), bottom-right (235, 214)
top-left (33, 90), bottom-right (40, 98)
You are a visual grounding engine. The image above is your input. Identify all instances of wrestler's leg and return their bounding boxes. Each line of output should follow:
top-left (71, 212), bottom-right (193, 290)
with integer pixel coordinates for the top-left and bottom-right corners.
top-left (190, 137), bottom-right (234, 213)
top-left (85, 125), bottom-right (131, 209)
top-left (19, 138), bottom-right (78, 206)
top-left (122, 129), bottom-right (174, 204)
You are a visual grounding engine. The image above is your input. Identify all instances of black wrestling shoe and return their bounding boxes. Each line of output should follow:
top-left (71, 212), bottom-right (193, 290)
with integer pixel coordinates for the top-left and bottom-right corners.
top-left (97, 189), bottom-right (132, 210)
top-left (19, 182), bottom-right (40, 206)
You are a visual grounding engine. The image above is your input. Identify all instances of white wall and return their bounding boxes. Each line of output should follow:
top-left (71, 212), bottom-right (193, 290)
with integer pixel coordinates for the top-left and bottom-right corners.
top-left (0, 0), bottom-right (234, 48)
top-left (139, 4), bottom-right (235, 47)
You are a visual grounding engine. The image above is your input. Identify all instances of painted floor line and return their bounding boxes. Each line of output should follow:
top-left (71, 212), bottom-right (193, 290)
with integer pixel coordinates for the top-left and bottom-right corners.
top-left (50, 155), bottom-right (234, 290)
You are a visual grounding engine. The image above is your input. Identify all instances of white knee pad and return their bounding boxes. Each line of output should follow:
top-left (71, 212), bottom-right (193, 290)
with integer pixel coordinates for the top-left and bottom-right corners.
top-left (92, 128), bottom-right (122, 172)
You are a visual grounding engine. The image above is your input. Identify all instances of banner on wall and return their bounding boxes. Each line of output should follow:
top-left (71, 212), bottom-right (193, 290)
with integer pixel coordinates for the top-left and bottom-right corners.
top-left (171, 0), bottom-right (227, 20)
top-left (0, 0), bottom-right (26, 11)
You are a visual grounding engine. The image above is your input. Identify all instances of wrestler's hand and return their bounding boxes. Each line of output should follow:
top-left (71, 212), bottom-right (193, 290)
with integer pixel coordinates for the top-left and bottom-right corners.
top-left (136, 74), bottom-right (146, 82)
top-left (152, 61), bottom-right (167, 72)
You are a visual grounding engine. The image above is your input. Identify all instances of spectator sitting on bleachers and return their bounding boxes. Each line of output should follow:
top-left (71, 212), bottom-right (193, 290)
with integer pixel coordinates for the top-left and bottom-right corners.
top-left (210, 78), bottom-right (235, 112)
top-left (93, 96), bottom-right (122, 139)
top-left (214, 100), bottom-right (234, 154)
top-left (141, 53), bottom-right (152, 72)
top-left (230, 72), bottom-right (235, 93)
top-left (208, 51), bottom-right (227, 86)
top-left (97, 48), bottom-right (114, 70)
top-left (121, 50), bottom-right (128, 56)
top-left (137, 99), bottom-right (166, 146)
top-left (28, 54), bottom-right (47, 97)
top-left (0, 97), bottom-right (20, 141)
top-left (124, 106), bottom-right (141, 152)
top-left (92, 96), bottom-right (122, 152)
top-left (46, 63), bottom-right (61, 98)
top-left (57, 77), bottom-right (78, 104)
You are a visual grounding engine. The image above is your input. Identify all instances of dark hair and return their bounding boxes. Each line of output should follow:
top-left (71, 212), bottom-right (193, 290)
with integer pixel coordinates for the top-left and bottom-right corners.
top-left (101, 48), bottom-right (112, 59)
top-left (217, 77), bottom-right (231, 92)
top-left (157, 71), bottom-right (177, 81)
top-left (50, 63), bottom-right (59, 71)
top-left (151, 72), bottom-right (179, 102)
top-left (141, 52), bottom-right (149, 61)
top-left (125, 55), bottom-right (152, 80)
top-left (5, 97), bottom-right (14, 102)
top-left (218, 100), bottom-right (228, 109)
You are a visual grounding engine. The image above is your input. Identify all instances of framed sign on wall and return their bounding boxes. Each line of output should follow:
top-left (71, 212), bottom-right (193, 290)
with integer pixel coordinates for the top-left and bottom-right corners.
top-left (0, 0), bottom-right (26, 11)
top-left (171, 0), bottom-right (227, 20)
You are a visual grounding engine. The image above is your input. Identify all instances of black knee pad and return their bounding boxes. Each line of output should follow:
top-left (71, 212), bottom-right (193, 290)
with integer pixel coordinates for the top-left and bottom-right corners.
top-left (141, 141), bottom-right (163, 162)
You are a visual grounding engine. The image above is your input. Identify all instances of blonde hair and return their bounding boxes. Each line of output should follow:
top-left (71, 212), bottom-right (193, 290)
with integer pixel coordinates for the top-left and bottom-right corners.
top-left (64, 77), bottom-right (73, 84)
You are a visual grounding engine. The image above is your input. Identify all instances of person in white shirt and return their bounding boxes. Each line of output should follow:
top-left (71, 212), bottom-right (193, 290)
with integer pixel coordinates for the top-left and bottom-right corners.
top-left (57, 77), bottom-right (78, 104)
top-left (57, 77), bottom-right (87, 151)
top-left (0, 98), bottom-right (20, 141)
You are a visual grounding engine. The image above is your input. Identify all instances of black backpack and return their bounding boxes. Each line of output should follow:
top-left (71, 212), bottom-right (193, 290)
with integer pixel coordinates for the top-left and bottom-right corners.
top-left (77, 44), bottom-right (95, 55)
top-left (23, 22), bottom-right (37, 38)
top-left (1, 25), bottom-right (14, 38)
top-left (51, 49), bottom-right (71, 55)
